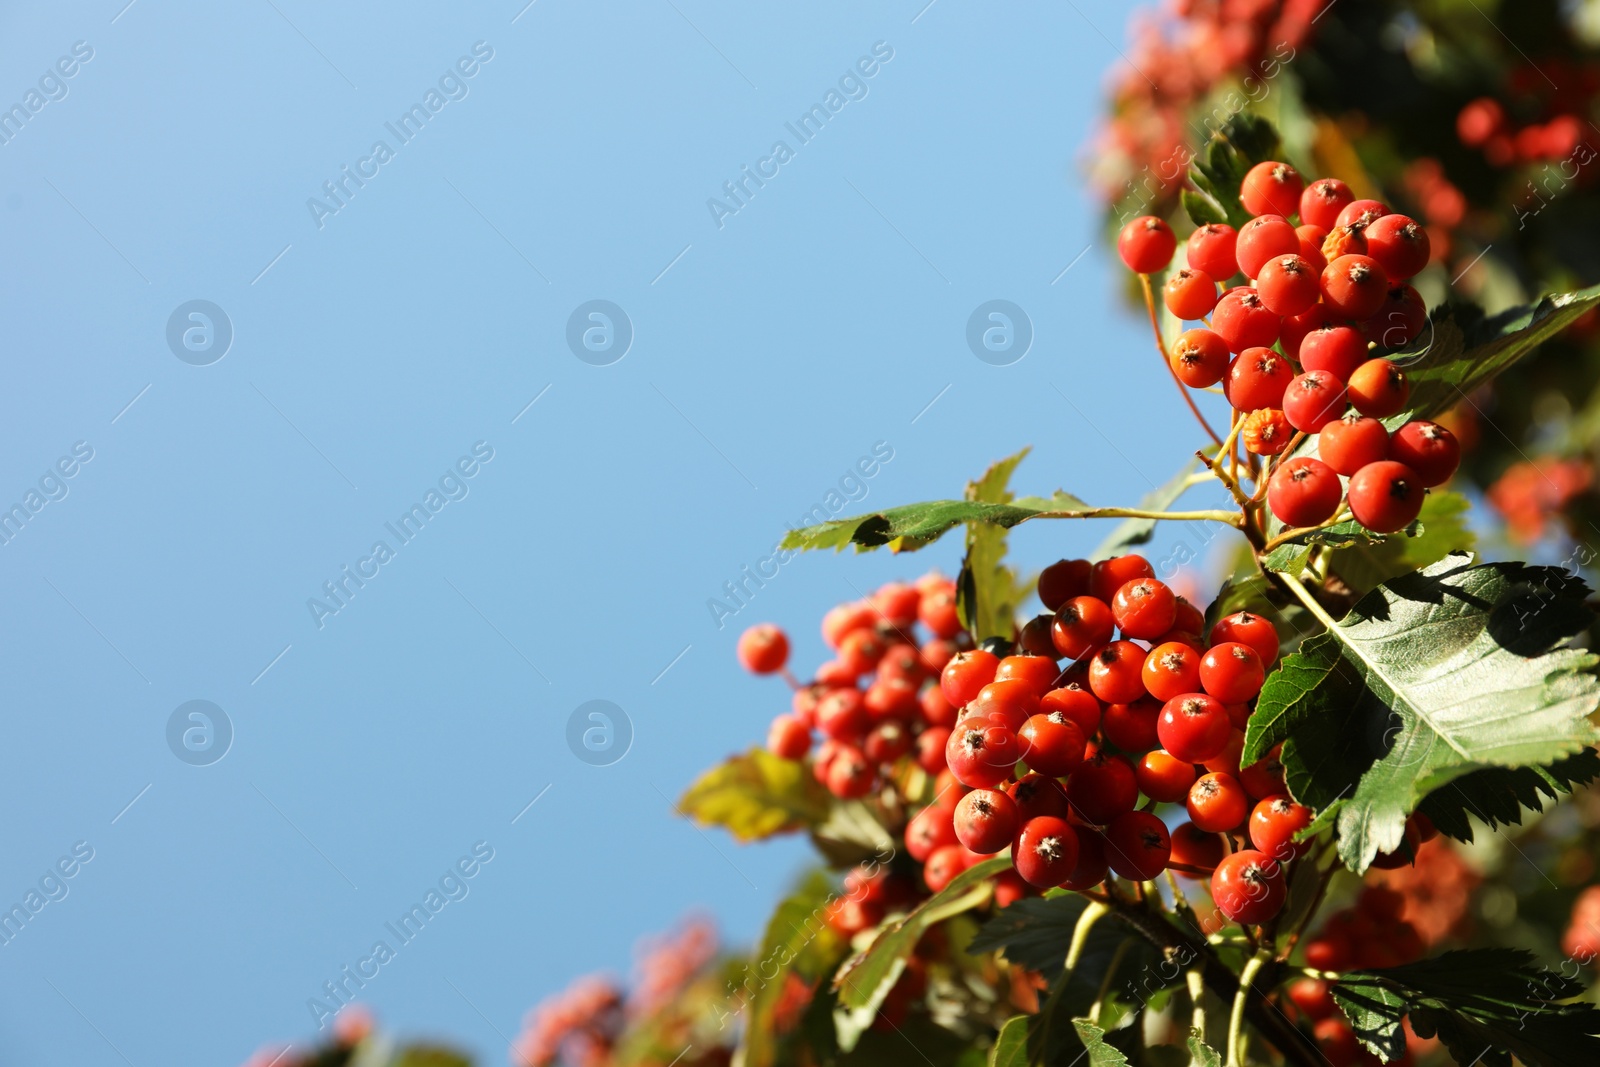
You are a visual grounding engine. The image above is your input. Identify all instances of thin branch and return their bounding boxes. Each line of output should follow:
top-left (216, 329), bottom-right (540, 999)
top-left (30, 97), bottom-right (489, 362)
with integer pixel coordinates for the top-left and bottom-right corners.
top-left (1229, 949), bottom-right (1271, 1067)
top-left (1140, 273), bottom-right (1225, 447)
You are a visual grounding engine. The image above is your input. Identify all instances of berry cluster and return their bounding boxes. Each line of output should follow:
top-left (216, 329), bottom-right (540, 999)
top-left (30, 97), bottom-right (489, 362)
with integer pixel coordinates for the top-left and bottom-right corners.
top-left (1119, 159), bottom-right (1464, 534)
top-left (1457, 94), bottom-right (1594, 169)
top-left (511, 975), bottom-right (625, 1067)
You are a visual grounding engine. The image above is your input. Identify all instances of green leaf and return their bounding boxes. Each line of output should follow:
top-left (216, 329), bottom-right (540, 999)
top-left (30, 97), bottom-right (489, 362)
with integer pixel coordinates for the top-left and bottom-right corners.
top-left (679, 748), bottom-right (832, 842)
top-left (1417, 749), bottom-right (1600, 842)
top-left (1396, 283), bottom-right (1600, 422)
top-left (1243, 556), bottom-right (1600, 872)
top-left (1091, 459), bottom-right (1202, 562)
top-left (833, 856), bottom-right (1007, 1010)
top-left (1188, 113), bottom-right (1281, 230)
top-left (1071, 1020), bottom-right (1132, 1066)
top-left (809, 800), bottom-right (898, 868)
top-left (959, 449), bottom-right (1034, 641)
top-left (969, 894), bottom-right (1090, 971)
top-left (988, 1015), bottom-right (1030, 1067)
top-left (737, 871), bottom-right (849, 1067)
top-left (1332, 949), bottom-right (1600, 1067)
top-left (1325, 491), bottom-right (1476, 594)
top-left (1185, 1033), bottom-right (1224, 1067)
top-left (1181, 188), bottom-right (1227, 228)
top-left (780, 491), bottom-right (1091, 554)
top-left (389, 1049), bottom-right (473, 1067)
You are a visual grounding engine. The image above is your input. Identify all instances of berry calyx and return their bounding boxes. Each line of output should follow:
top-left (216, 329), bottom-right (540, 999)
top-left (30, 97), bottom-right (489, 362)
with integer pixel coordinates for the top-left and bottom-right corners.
top-left (1011, 816), bottom-right (1080, 888)
top-left (953, 788), bottom-right (1020, 854)
top-left (1170, 328), bottom-right (1231, 388)
top-left (1282, 369), bottom-right (1349, 434)
top-left (1321, 254), bottom-right (1390, 319)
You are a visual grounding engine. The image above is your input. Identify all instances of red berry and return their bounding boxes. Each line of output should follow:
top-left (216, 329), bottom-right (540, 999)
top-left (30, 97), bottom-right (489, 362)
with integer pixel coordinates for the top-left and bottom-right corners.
top-left (1164, 267), bottom-right (1219, 320)
top-left (1279, 302), bottom-right (1346, 360)
top-left (915, 726), bottom-right (950, 772)
top-left (919, 639), bottom-right (959, 676)
top-left (995, 654), bottom-right (1060, 697)
top-left (945, 720), bottom-right (1021, 788)
top-left (918, 584), bottom-right (962, 638)
top-left (1208, 612), bottom-right (1279, 666)
top-left (826, 745), bottom-right (875, 798)
top-left (1225, 347), bottom-right (1293, 410)
top-left (1321, 224), bottom-right (1367, 262)
top-left (738, 624), bottom-right (790, 673)
top-left (965, 680), bottom-right (1039, 733)
top-left (1067, 752), bottom-right (1139, 824)
top-left (1017, 712), bottom-right (1086, 777)
top-left (872, 581), bottom-right (920, 626)
top-left (1187, 771), bottom-right (1250, 832)
top-left (1104, 810), bottom-right (1172, 880)
top-left (1288, 978), bottom-right (1336, 1021)
top-left (923, 843), bottom-right (967, 892)
top-left (1318, 412), bottom-right (1389, 475)
top-left (1235, 215), bottom-right (1299, 279)
top-left (1212, 288), bottom-right (1282, 353)
top-left (1299, 325), bottom-right (1368, 380)
top-left (1170, 328), bottom-right (1231, 388)
top-left (953, 788), bottom-right (1020, 854)
top-left (1037, 558), bottom-right (1091, 611)
top-left (838, 628), bottom-right (888, 677)
top-left (1241, 408), bottom-right (1293, 456)
top-left (1458, 97), bottom-right (1505, 147)
top-left (1241, 161), bottom-right (1305, 219)
top-left (1282, 370), bottom-right (1348, 433)
top-left (1364, 285), bottom-right (1428, 350)
top-left (1321, 254), bottom-right (1390, 319)
top-left (1267, 457), bottom-right (1342, 527)
top-left (1210, 849), bottom-right (1287, 924)
top-left (1299, 178), bottom-right (1354, 230)
top-left (1007, 772), bottom-right (1071, 822)
top-left (1051, 596), bottom-right (1116, 660)
top-left (1202, 730), bottom-right (1246, 777)
top-left (1011, 816), bottom-right (1080, 887)
top-left (817, 689), bottom-right (869, 741)
top-left (1187, 222), bottom-right (1239, 280)
top-left (864, 720), bottom-right (912, 763)
top-left (1346, 359), bottom-right (1410, 418)
top-left (1199, 642), bottom-right (1265, 703)
top-left (1111, 578), bottom-right (1177, 639)
top-left (1101, 699), bottom-right (1160, 752)
top-left (1249, 794), bottom-right (1314, 864)
top-left (1040, 684), bottom-right (1102, 737)
top-left (865, 677), bottom-right (919, 722)
top-left (1058, 828), bottom-right (1109, 891)
top-left (1157, 693), bottom-right (1231, 763)
top-left (1311, 1018), bottom-right (1360, 1063)
top-left (1364, 214), bottom-right (1431, 282)
top-left (1256, 254), bottom-right (1321, 317)
top-left (1089, 555), bottom-right (1154, 602)
top-left (1118, 216), bottom-right (1177, 274)
top-left (1239, 747), bottom-right (1287, 799)
top-left (1335, 199), bottom-right (1389, 229)
top-left (822, 601), bottom-right (875, 648)
top-left (1171, 821), bottom-right (1224, 873)
top-left (1295, 225), bottom-right (1328, 273)
top-left (1136, 749), bottom-right (1198, 803)
top-left (920, 685), bottom-right (957, 728)
top-left (940, 649), bottom-right (1000, 707)
top-left (1388, 420), bottom-right (1459, 486)
top-left (1142, 641), bottom-right (1203, 702)
top-left (1088, 641), bottom-right (1149, 704)
top-left (767, 714), bottom-right (811, 759)
top-left (1347, 460), bottom-right (1425, 533)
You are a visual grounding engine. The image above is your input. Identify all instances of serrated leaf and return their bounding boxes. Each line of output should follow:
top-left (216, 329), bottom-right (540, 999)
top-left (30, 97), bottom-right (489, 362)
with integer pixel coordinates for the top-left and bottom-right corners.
top-left (808, 800), bottom-right (898, 868)
top-left (1181, 189), bottom-right (1227, 228)
top-left (1091, 459), bottom-right (1202, 562)
top-left (833, 856), bottom-right (1007, 1010)
top-left (736, 871), bottom-right (848, 1067)
top-left (1326, 491), bottom-right (1476, 594)
top-left (969, 894), bottom-right (1091, 972)
top-left (1071, 1020), bottom-right (1132, 1066)
top-left (781, 491), bottom-right (1092, 554)
top-left (1332, 949), bottom-right (1600, 1067)
top-left (1243, 556), bottom-right (1600, 872)
top-left (1188, 113), bottom-right (1280, 230)
top-left (1185, 1033), bottom-right (1223, 1067)
top-left (1263, 519), bottom-right (1397, 575)
top-left (679, 748), bottom-right (833, 842)
top-left (1394, 283), bottom-right (1600, 422)
top-left (988, 1015), bottom-right (1030, 1067)
top-left (1418, 749), bottom-right (1600, 842)
top-left (960, 449), bottom-right (1032, 641)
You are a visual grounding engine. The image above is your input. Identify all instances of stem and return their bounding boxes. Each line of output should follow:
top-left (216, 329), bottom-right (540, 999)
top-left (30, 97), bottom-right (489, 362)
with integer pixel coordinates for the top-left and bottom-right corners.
top-left (1065, 900), bottom-right (1109, 973)
top-left (1091, 938), bottom-right (1135, 1026)
top-left (1280, 846), bottom-right (1340, 962)
top-left (1140, 273), bottom-right (1224, 447)
top-left (1187, 969), bottom-right (1208, 1041)
top-left (1229, 949), bottom-right (1271, 1067)
top-left (1030, 506), bottom-right (1245, 524)
top-left (1259, 504), bottom-right (1353, 555)
top-left (1279, 568), bottom-right (1346, 632)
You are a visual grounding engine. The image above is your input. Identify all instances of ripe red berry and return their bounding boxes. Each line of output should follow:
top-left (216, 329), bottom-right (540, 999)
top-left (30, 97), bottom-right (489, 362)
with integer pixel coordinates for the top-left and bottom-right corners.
top-left (1088, 641), bottom-right (1149, 705)
top-left (1136, 748), bottom-right (1198, 803)
top-left (1335, 198), bottom-right (1390, 229)
top-left (1171, 820), bottom-right (1224, 873)
top-left (919, 685), bottom-right (957, 728)
top-left (1318, 412), bottom-right (1389, 475)
top-left (1058, 828), bottom-right (1109, 891)
top-left (864, 720), bottom-right (912, 763)
top-left (1299, 178), bottom-right (1354, 230)
top-left (1208, 612), bottom-right (1279, 666)
top-left (1225, 347), bottom-right (1293, 410)
top-left (1241, 408), bottom-right (1292, 456)
top-left (1104, 810), bottom-right (1172, 880)
top-left (945, 720), bottom-right (1020, 789)
top-left (1346, 359), bottom-right (1410, 418)
top-left (953, 788), bottom-right (1020, 854)
top-left (1388, 420), bottom-right (1459, 486)
top-left (1187, 771), bottom-right (1250, 832)
top-left (1282, 370), bottom-right (1348, 433)
top-left (817, 689), bottom-right (869, 741)
top-left (1279, 302), bottom-right (1346, 360)
top-left (826, 745), bottom-right (875, 798)
top-left (1111, 578), bottom-right (1177, 639)
top-left (965, 680), bottom-right (1039, 733)
top-left (1212, 288), bottom-right (1282, 353)
top-left (1267, 457), bottom-right (1342, 527)
top-left (873, 581), bottom-right (920, 626)
top-left (923, 843), bottom-right (967, 892)
top-left (1118, 215), bottom-right (1177, 274)
top-left (994, 654), bottom-right (1060, 697)
top-left (1320, 224), bottom-right (1367, 262)
top-left (1142, 641), bottom-right (1203, 702)
top-left (767, 714), bottom-right (811, 759)
top-left (1240, 161), bottom-right (1304, 218)
top-left (1040, 685), bottom-right (1102, 737)
top-left (916, 726), bottom-right (950, 772)
top-left (1249, 794), bottom-right (1314, 864)
top-left (822, 601), bottom-right (875, 648)
top-left (1012, 816), bottom-right (1080, 887)
top-left (1299, 325), bottom-right (1368, 380)
top-left (738, 624), bottom-right (790, 673)
top-left (1347, 460), bottom-right (1426, 533)
top-left (1295, 224), bottom-right (1328, 273)
top-left (838, 628), bottom-right (888, 677)
top-left (1288, 978), bottom-right (1336, 1021)
top-left (1187, 222), bottom-right (1239, 280)
top-left (1067, 752), bottom-right (1139, 825)
top-left (1051, 596), bottom-right (1115, 660)
top-left (1164, 267), bottom-right (1219, 320)
top-left (1017, 712), bottom-right (1086, 777)
top-left (1321, 254), bottom-right (1390, 319)
top-left (1457, 97), bottom-right (1506, 147)
top-left (1211, 849), bottom-right (1287, 924)
top-left (918, 584), bottom-right (962, 638)
top-left (941, 649), bottom-right (1000, 707)
top-left (1364, 213), bottom-right (1431, 281)
top-left (1037, 558), bottom-right (1091, 611)
top-left (1235, 215), bottom-right (1299, 279)
top-left (1312, 1018), bottom-right (1360, 1062)
top-left (1199, 642), bottom-right (1265, 703)
top-left (1089, 554), bottom-right (1154, 602)
top-left (1364, 284), bottom-right (1428, 350)
top-left (1170, 328), bottom-right (1231, 388)
top-left (1239, 747), bottom-right (1288, 799)
top-left (1101, 698), bottom-right (1160, 752)
top-left (1007, 772), bottom-right (1070, 822)
top-left (1157, 693), bottom-right (1231, 763)
top-left (905, 803), bottom-right (957, 862)
top-left (1256, 254), bottom-right (1321, 317)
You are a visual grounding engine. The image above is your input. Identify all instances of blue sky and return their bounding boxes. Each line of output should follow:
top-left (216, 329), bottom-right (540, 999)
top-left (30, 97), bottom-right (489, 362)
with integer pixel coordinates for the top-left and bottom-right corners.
top-left (0, 1), bottom-right (1239, 1063)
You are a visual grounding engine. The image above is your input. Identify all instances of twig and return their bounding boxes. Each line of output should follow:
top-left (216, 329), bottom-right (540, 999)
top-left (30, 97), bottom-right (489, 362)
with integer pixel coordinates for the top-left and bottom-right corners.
top-left (1140, 273), bottom-right (1225, 447)
top-left (1229, 948), bottom-right (1272, 1067)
